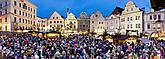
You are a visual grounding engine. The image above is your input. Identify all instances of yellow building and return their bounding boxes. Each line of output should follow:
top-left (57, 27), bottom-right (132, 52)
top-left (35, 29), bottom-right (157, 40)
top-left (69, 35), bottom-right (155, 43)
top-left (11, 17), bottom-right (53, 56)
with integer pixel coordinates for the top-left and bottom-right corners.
top-left (48, 11), bottom-right (65, 32)
top-left (0, 0), bottom-right (37, 32)
top-left (65, 13), bottom-right (78, 34)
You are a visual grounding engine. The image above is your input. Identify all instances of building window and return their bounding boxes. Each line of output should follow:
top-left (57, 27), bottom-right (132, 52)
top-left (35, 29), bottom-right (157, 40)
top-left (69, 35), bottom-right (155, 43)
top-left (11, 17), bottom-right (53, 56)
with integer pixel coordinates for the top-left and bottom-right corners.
top-left (99, 22), bottom-right (100, 24)
top-left (95, 15), bottom-right (98, 17)
top-left (127, 17), bottom-right (129, 21)
top-left (147, 24), bottom-right (150, 29)
top-left (5, 26), bottom-right (7, 31)
top-left (22, 19), bottom-right (24, 23)
top-left (14, 1), bottom-right (17, 6)
top-left (126, 9), bottom-right (128, 12)
top-left (138, 24), bottom-right (140, 28)
top-left (150, 15), bottom-right (152, 20)
top-left (14, 17), bottom-right (17, 22)
top-left (83, 25), bottom-right (85, 27)
top-left (121, 18), bottom-right (125, 22)
top-left (53, 17), bottom-right (55, 19)
top-left (54, 21), bottom-right (56, 23)
top-left (0, 19), bottom-right (2, 23)
top-left (5, 18), bottom-right (7, 22)
top-left (153, 15), bottom-right (156, 20)
top-left (50, 21), bottom-right (52, 23)
top-left (136, 24), bottom-right (137, 28)
top-left (31, 8), bottom-right (33, 12)
top-left (19, 18), bottom-right (21, 23)
top-left (25, 13), bottom-right (27, 17)
top-left (34, 15), bottom-right (35, 19)
top-left (138, 16), bottom-right (140, 20)
top-left (5, 2), bottom-right (7, 6)
top-left (127, 25), bottom-right (129, 28)
top-left (60, 21), bottom-right (62, 23)
top-left (131, 8), bottom-right (133, 11)
top-left (92, 21), bottom-right (94, 23)
top-left (14, 9), bottom-right (17, 14)
top-left (19, 11), bottom-right (21, 15)
top-left (158, 14), bottom-right (161, 20)
top-left (131, 24), bottom-right (132, 28)
top-left (28, 7), bottom-right (30, 11)
top-left (0, 11), bottom-right (2, 15)
top-left (34, 10), bottom-right (35, 13)
top-left (23, 3), bottom-right (27, 9)
top-left (102, 22), bottom-right (103, 24)
top-left (56, 17), bottom-right (58, 19)
top-left (130, 17), bottom-right (132, 21)
top-left (22, 12), bottom-right (24, 16)
top-left (0, 4), bottom-right (2, 9)
top-left (5, 9), bottom-right (7, 14)
top-left (57, 21), bottom-right (59, 23)
top-left (25, 19), bottom-right (27, 24)
top-left (19, 3), bottom-right (21, 7)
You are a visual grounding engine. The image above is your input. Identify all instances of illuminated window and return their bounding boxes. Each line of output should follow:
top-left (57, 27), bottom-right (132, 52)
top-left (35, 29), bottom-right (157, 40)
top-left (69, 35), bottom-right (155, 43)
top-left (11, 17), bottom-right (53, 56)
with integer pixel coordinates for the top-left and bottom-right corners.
top-left (5, 18), bottom-right (7, 22)
top-left (14, 17), bottom-right (17, 22)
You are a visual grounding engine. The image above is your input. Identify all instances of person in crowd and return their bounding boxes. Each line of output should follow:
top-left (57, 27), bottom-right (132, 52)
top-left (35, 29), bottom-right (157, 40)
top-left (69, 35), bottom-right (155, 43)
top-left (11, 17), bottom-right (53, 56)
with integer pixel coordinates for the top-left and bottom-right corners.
top-left (0, 33), bottom-right (164, 59)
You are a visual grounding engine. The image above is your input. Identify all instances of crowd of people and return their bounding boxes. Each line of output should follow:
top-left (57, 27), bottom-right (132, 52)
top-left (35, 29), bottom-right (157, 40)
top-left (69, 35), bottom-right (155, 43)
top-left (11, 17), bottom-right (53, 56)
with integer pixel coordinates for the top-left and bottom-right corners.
top-left (0, 33), bottom-right (164, 59)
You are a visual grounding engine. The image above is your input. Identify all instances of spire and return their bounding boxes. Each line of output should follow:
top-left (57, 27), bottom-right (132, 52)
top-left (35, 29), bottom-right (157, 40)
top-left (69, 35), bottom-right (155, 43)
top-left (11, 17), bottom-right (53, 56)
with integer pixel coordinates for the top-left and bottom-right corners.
top-left (67, 8), bottom-right (69, 15)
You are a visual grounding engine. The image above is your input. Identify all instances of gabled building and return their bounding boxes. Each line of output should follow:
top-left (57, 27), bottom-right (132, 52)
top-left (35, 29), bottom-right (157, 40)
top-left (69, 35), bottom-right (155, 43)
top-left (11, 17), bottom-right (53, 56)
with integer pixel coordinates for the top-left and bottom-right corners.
top-left (90, 11), bottom-right (106, 34)
top-left (48, 11), bottom-right (65, 32)
top-left (65, 13), bottom-right (78, 33)
top-left (106, 7), bottom-right (124, 34)
top-left (120, 1), bottom-right (144, 36)
top-left (77, 12), bottom-right (90, 33)
top-left (144, 9), bottom-right (165, 34)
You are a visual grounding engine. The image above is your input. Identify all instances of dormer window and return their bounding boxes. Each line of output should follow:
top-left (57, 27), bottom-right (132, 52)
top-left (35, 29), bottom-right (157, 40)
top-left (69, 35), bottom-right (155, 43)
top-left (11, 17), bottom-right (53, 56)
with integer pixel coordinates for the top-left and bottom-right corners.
top-left (56, 17), bottom-right (58, 19)
top-left (131, 8), bottom-right (133, 11)
top-left (95, 15), bottom-right (98, 17)
top-left (126, 9), bottom-right (129, 12)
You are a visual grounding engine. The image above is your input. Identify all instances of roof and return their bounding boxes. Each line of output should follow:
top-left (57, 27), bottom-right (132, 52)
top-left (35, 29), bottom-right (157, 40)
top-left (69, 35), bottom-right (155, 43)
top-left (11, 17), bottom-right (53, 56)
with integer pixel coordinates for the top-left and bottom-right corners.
top-left (155, 20), bottom-right (163, 23)
top-left (150, 0), bottom-right (165, 11)
top-left (111, 7), bottom-right (124, 15)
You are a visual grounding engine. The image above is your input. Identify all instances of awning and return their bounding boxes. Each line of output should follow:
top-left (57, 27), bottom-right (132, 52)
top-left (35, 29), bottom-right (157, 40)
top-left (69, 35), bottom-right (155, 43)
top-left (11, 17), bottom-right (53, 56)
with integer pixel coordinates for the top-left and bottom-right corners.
top-left (139, 38), bottom-right (152, 44)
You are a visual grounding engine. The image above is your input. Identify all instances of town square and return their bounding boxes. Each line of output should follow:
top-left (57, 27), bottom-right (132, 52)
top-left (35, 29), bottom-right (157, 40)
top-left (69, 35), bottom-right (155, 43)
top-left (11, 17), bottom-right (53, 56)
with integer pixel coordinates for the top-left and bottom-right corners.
top-left (0, 0), bottom-right (164, 59)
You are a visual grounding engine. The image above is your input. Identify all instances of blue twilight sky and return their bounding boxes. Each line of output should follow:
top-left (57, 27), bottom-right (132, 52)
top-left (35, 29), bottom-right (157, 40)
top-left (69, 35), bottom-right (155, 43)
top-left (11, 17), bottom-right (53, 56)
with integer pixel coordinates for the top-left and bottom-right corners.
top-left (29, 0), bottom-right (151, 18)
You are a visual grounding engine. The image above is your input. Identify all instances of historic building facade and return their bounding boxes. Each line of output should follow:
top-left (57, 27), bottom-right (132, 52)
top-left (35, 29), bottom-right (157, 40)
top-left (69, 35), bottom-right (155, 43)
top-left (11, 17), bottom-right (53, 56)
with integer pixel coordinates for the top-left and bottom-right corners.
top-left (48, 11), bottom-right (65, 32)
top-left (106, 14), bottom-right (120, 34)
top-left (120, 1), bottom-right (144, 36)
top-left (65, 13), bottom-right (78, 33)
top-left (0, 0), bottom-right (37, 32)
top-left (106, 7), bottom-right (124, 34)
top-left (90, 11), bottom-right (106, 34)
top-left (144, 9), bottom-right (165, 34)
top-left (35, 17), bottom-right (48, 32)
top-left (77, 12), bottom-right (90, 33)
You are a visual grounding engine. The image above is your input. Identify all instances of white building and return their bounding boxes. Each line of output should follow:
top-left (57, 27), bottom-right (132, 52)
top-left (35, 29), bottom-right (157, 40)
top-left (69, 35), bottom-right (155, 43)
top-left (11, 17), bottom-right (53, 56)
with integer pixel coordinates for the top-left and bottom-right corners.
top-left (144, 9), bottom-right (165, 34)
top-left (0, 0), bottom-right (37, 32)
top-left (90, 11), bottom-right (106, 34)
top-left (120, 1), bottom-right (144, 36)
top-left (106, 7), bottom-right (124, 34)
